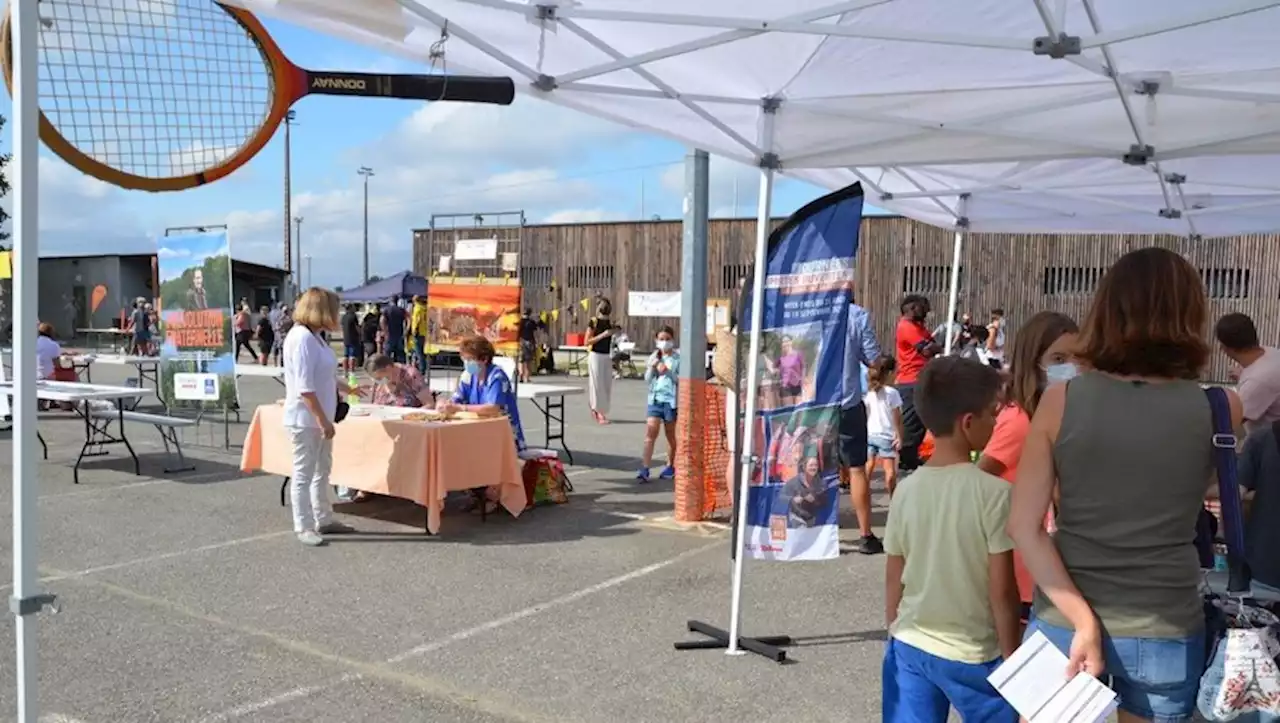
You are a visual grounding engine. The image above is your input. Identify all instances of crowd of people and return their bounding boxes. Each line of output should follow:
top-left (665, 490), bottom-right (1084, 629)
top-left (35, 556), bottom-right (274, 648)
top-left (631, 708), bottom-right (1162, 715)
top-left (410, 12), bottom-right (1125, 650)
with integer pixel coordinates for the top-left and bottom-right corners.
top-left (864, 246), bottom-right (1279, 722)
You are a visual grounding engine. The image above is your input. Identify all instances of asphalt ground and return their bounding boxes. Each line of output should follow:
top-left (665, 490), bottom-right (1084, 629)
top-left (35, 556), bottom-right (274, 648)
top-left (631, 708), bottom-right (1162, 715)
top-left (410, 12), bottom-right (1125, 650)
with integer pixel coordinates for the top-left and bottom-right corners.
top-left (0, 359), bottom-right (898, 723)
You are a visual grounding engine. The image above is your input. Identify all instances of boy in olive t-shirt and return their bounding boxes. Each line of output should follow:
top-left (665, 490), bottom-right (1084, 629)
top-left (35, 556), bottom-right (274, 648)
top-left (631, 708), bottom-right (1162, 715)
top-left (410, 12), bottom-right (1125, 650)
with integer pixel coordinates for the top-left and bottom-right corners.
top-left (881, 357), bottom-right (1021, 723)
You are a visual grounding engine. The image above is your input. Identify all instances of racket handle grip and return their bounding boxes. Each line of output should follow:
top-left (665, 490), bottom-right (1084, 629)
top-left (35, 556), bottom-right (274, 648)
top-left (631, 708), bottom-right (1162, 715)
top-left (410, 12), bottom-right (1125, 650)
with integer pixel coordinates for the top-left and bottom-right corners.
top-left (412, 75), bottom-right (516, 105)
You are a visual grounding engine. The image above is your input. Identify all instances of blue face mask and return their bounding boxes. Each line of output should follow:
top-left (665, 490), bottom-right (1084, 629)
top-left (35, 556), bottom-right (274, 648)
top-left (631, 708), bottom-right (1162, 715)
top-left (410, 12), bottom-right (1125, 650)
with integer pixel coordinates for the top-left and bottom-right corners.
top-left (1044, 362), bottom-right (1079, 385)
top-left (464, 360), bottom-right (482, 377)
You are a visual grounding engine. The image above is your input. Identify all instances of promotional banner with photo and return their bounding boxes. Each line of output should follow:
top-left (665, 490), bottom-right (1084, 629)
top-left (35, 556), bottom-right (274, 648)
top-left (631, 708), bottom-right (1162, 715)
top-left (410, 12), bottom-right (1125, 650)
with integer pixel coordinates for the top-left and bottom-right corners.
top-left (738, 184), bottom-right (865, 561)
top-left (427, 279), bottom-right (521, 356)
top-left (157, 229), bottom-right (239, 410)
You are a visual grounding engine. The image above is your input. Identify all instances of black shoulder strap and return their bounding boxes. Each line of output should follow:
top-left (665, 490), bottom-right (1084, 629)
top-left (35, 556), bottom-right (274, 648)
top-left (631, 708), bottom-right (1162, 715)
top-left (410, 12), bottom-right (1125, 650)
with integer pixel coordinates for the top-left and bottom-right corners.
top-left (1272, 420), bottom-right (1280, 451)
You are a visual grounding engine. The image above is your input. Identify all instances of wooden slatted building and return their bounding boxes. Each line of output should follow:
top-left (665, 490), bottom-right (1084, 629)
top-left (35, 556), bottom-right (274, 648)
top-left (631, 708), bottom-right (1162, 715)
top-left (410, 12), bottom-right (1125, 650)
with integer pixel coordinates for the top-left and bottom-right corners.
top-left (414, 216), bottom-right (1272, 381)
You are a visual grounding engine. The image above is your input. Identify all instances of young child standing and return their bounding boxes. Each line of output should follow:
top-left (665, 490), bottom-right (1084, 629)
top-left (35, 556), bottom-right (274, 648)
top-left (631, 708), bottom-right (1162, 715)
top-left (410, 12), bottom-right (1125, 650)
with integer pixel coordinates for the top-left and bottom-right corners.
top-left (638, 326), bottom-right (679, 483)
top-left (881, 356), bottom-right (1020, 723)
top-left (863, 355), bottom-right (905, 496)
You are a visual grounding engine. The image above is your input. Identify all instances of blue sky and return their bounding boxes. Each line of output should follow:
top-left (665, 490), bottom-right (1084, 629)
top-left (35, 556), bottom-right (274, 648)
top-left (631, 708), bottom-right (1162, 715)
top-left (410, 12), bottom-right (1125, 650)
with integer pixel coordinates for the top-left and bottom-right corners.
top-left (6, 16), bottom-right (877, 289)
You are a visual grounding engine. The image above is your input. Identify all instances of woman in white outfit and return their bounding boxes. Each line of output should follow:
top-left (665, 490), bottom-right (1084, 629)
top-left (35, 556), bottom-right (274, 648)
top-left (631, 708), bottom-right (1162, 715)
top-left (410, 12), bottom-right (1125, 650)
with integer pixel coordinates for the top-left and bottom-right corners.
top-left (284, 288), bottom-right (365, 547)
top-left (583, 298), bottom-right (615, 424)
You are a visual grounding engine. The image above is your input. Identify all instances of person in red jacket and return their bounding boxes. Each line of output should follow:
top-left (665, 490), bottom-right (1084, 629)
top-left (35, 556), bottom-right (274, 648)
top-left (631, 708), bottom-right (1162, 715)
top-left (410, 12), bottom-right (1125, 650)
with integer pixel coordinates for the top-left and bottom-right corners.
top-left (895, 295), bottom-right (942, 471)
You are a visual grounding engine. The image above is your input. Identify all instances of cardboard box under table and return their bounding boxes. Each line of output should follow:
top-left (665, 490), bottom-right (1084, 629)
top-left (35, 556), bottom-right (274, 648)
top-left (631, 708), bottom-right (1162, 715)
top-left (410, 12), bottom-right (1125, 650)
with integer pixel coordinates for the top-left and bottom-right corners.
top-left (240, 403), bottom-right (525, 534)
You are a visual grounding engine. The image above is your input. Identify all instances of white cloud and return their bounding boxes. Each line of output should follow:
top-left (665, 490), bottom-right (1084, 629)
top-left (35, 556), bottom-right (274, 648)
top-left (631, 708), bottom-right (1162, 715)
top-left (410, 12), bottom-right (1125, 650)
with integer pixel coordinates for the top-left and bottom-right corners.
top-left (541, 209), bottom-right (624, 224)
top-left (660, 156), bottom-right (762, 219)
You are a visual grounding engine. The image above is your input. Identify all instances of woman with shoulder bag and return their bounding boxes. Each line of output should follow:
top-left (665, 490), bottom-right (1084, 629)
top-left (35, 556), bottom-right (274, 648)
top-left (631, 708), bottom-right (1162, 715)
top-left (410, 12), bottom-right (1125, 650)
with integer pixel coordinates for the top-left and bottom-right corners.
top-left (284, 287), bottom-right (366, 547)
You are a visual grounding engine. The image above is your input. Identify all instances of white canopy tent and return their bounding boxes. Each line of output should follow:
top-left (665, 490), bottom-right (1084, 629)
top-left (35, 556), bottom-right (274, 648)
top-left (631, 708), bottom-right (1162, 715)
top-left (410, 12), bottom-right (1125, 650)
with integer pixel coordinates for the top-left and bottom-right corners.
top-left (206, 0), bottom-right (1280, 660)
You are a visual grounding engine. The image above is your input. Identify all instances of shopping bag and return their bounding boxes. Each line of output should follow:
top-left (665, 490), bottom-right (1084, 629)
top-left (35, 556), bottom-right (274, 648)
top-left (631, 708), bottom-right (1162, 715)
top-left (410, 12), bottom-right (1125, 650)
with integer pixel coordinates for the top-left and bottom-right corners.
top-left (1196, 387), bottom-right (1280, 721)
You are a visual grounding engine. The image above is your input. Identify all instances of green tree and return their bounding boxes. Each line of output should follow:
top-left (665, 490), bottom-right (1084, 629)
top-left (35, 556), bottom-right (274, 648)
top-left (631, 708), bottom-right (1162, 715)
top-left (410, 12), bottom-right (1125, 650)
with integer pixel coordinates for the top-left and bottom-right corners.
top-left (334, 285), bottom-right (344, 292)
top-left (367, 274), bottom-right (383, 283)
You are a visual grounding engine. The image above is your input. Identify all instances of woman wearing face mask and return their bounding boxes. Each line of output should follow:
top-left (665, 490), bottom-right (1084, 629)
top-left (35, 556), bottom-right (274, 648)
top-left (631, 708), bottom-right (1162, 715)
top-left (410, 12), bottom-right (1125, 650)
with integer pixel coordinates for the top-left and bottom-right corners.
top-left (637, 326), bottom-right (680, 482)
top-left (437, 335), bottom-right (525, 450)
top-left (977, 311), bottom-right (1078, 616)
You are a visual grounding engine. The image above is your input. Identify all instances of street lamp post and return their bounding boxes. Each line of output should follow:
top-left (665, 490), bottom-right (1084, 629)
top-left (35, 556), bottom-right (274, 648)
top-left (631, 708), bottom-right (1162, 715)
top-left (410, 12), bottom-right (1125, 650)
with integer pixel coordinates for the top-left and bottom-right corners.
top-left (283, 111), bottom-right (296, 296)
top-left (357, 167), bottom-right (374, 285)
top-left (304, 255), bottom-right (313, 289)
top-left (293, 216), bottom-right (303, 292)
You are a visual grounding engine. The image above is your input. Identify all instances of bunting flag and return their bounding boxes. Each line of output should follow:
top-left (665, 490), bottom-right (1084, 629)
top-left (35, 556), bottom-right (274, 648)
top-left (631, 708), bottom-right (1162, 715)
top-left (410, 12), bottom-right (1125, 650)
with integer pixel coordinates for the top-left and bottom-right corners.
top-left (549, 280), bottom-right (557, 292)
top-left (579, 298), bottom-right (590, 310)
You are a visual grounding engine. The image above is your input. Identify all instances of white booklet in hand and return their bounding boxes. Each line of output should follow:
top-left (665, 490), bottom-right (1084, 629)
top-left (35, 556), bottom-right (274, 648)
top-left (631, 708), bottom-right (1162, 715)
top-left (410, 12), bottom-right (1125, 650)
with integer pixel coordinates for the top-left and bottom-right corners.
top-left (987, 630), bottom-right (1118, 723)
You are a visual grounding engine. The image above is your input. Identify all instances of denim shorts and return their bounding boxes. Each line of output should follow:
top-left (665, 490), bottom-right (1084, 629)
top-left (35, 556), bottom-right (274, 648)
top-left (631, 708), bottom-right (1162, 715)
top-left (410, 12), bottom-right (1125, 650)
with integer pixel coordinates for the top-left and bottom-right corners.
top-left (344, 343), bottom-right (361, 359)
top-left (646, 402), bottom-right (676, 423)
top-left (867, 433), bottom-right (897, 459)
top-left (1025, 618), bottom-right (1205, 723)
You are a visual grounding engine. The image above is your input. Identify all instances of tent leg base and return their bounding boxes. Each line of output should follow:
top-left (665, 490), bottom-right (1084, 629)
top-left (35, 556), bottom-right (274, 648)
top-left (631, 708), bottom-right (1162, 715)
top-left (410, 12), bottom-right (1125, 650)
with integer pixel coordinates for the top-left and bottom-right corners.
top-left (673, 620), bottom-right (791, 662)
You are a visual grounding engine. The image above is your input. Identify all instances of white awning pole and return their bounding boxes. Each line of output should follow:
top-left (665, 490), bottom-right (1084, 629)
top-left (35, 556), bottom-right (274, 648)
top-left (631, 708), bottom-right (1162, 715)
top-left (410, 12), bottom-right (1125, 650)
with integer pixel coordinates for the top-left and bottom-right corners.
top-left (12, 0), bottom-right (51, 720)
top-left (726, 97), bottom-right (779, 655)
top-left (943, 194), bottom-right (970, 356)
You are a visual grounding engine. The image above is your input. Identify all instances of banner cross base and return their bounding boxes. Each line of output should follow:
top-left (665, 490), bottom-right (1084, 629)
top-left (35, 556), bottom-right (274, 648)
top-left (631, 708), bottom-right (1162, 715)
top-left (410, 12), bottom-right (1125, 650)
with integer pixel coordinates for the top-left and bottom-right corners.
top-left (673, 620), bottom-right (791, 663)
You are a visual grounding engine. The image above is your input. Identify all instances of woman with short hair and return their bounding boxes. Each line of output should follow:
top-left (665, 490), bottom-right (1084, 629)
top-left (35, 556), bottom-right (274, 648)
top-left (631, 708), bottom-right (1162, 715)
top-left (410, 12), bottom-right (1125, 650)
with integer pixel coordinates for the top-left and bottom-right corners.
top-left (283, 287), bottom-right (365, 547)
top-left (437, 335), bottom-right (524, 449)
top-left (1009, 248), bottom-right (1242, 723)
top-left (365, 353), bottom-right (434, 408)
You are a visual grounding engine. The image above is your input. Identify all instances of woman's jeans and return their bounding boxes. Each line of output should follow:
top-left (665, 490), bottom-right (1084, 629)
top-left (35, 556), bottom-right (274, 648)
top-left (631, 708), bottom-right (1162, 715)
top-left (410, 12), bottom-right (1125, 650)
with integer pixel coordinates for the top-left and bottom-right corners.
top-left (287, 426), bottom-right (334, 533)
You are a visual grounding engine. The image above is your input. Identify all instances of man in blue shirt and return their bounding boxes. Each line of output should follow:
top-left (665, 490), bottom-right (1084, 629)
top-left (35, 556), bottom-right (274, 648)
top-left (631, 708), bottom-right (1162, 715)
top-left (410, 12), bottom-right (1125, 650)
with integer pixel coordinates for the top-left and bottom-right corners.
top-left (440, 335), bottom-right (525, 449)
top-left (841, 298), bottom-right (883, 554)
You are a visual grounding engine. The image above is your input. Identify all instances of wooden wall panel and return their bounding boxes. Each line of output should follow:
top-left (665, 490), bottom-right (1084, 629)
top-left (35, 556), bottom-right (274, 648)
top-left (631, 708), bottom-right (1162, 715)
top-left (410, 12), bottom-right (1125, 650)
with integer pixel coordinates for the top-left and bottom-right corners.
top-left (412, 217), bottom-right (1274, 381)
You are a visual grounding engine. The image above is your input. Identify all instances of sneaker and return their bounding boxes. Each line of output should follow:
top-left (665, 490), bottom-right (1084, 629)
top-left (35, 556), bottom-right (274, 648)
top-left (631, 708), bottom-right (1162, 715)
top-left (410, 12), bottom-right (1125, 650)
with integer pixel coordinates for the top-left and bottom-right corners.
top-left (636, 468), bottom-right (651, 483)
top-left (297, 530), bottom-right (326, 547)
top-left (853, 534), bottom-right (884, 555)
top-left (318, 521), bottom-right (356, 535)
top-left (659, 466), bottom-right (676, 480)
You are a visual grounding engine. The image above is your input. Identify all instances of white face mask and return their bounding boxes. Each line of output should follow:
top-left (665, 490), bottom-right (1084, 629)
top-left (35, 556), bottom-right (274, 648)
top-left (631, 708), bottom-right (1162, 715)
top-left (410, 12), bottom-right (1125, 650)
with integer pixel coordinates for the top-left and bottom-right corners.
top-left (1043, 362), bottom-right (1080, 385)
top-left (656, 340), bottom-right (673, 352)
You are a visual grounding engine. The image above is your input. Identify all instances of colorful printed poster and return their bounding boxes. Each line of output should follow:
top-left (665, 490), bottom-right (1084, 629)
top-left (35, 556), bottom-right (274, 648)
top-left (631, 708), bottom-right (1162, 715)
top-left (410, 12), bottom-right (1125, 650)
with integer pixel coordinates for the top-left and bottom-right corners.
top-left (427, 280), bottom-right (521, 357)
top-left (738, 184), bottom-right (865, 561)
top-left (156, 230), bottom-right (238, 409)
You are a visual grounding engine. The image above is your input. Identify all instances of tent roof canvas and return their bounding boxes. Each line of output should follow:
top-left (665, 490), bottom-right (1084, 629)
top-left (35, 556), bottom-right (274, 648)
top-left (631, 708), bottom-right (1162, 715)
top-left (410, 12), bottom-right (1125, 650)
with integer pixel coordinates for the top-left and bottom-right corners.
top-left (340, 271), bottom-right (417, 303)
top-left (224, 0), bottom-right (1280, 237)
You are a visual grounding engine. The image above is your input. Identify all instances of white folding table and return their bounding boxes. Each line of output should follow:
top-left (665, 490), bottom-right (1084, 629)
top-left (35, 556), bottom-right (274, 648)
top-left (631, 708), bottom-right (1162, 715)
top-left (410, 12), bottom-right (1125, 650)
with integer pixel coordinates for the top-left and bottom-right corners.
top-left (0, 380), bottom-right (151, 484)
top-left (75, 327), bottom-right (131, 353)
top-left (69, 354), bottom-right (160, 394)
top-left (428, 377), bottom-right (583, 463)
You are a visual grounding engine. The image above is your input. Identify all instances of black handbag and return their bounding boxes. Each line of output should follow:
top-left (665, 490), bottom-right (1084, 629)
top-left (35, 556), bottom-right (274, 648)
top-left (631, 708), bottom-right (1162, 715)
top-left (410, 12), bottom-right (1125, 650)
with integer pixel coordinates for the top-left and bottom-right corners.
top-left (334, 398), bottom-right (350, 423)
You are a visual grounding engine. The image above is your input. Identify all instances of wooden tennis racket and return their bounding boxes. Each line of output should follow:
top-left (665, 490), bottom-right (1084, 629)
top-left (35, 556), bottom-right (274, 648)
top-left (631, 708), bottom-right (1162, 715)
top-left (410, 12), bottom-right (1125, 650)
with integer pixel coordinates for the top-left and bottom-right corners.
top-left (1, 0), bottom-right (516, 192)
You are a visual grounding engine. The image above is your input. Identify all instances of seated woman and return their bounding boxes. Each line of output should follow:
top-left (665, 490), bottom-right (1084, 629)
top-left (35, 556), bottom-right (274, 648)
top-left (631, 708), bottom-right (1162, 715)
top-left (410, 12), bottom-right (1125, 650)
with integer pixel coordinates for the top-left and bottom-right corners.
top-left (366, 353), bottom-right (434, 408)
top-left (436, 335), bottom-right (525, 450)
top-left (36, 322), bottom-right (62, 380)
top-left (437, 335), bottom-right (525, 514)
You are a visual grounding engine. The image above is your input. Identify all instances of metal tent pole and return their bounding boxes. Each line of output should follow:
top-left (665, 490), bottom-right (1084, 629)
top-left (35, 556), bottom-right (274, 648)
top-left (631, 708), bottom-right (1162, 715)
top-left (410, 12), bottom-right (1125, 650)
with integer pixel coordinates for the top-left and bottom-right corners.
top-left (11, 0), bottom-right (56, 719)
top-left (943, 194), bottom-right (970, 355)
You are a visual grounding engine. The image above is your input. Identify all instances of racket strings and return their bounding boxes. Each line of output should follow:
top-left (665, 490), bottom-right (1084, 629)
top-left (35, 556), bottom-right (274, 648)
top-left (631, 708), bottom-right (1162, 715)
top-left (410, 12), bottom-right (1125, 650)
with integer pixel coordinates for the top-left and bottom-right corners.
top-left (36, 0), bottom-right (272, 180)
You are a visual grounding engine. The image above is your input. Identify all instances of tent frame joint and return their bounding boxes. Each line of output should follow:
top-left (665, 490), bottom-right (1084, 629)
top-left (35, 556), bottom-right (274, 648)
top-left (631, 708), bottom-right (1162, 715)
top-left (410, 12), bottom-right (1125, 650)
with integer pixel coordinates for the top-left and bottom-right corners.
top-left (1159, 207), bottom-right (1183, 219)
top-left (760, 96), bottom-right (782, 113)
top-left (533, 73), bottom-right (557, 91)
top-left (1135, 79), bottom-right (1161, 96)
top-left (9, 592), bottom-right (56, 617)
top-left (534, 3), bottom-right (557, 21)
top-left (758, 152), bottom-right (781, 171)
top-left (1032, 32), bottom-right (1081, 58)
top-left (1123, 144), bottom-right (1154, 165)
top-left (1164, 172), bottom-right (1186, 185)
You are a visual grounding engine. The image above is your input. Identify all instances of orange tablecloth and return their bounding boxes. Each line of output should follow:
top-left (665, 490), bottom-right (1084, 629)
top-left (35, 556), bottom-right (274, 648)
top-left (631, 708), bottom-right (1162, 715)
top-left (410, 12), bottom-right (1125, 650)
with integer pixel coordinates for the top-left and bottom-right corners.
top-left (240, 404), bottom-right (525, 533)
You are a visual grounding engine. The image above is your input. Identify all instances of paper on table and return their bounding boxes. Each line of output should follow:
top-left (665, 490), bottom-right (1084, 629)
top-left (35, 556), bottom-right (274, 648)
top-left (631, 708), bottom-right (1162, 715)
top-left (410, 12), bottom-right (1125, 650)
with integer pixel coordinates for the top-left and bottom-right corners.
top-left (987, 631), bottom-right (1118, 723)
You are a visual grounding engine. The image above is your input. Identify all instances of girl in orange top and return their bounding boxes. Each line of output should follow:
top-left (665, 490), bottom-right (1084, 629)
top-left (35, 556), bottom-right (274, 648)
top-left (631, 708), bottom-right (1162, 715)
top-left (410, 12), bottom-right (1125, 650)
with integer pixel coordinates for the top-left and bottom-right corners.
top-left (976, 311), bottom-right (1079, 611)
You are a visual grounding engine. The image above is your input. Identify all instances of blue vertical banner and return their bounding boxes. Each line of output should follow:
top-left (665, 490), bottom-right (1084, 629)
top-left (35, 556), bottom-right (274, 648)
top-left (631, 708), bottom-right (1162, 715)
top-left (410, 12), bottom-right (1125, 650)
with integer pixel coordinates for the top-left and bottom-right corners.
top-left (739, 184), bottom-right (864, 561)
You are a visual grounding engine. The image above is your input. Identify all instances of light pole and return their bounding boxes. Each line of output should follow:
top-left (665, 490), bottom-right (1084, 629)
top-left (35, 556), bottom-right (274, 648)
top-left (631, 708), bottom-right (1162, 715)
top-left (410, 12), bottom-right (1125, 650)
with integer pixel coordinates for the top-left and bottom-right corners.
top-left (357, 166), bottom-right (374, 284)
top-left (293, 216), bottom-right (303, 292)
top-left (304, 255), bottom-right (313, 289)
top-left (283, 111), bottom-right (296, 296)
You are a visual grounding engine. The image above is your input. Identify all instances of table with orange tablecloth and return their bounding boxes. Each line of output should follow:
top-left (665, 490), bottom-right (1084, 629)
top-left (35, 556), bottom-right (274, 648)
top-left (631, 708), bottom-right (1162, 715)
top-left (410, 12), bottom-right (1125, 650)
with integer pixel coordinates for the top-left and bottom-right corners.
top-left (240, 403), bottom-right (525, 534)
